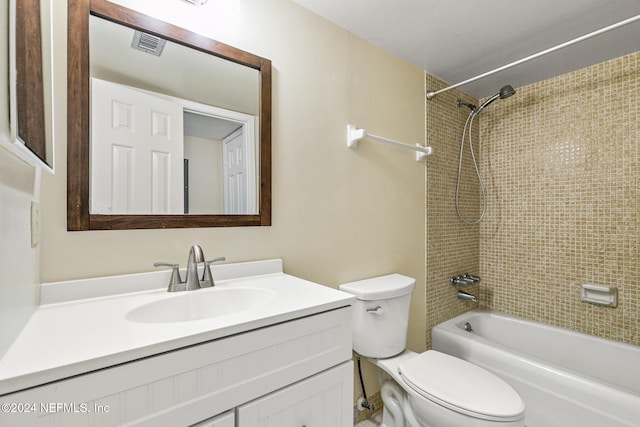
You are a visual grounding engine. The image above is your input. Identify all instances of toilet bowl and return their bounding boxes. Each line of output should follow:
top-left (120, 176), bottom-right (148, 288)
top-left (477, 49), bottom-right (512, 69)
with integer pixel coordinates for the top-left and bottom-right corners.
top-left (340, 274), bottom-right (525, 427)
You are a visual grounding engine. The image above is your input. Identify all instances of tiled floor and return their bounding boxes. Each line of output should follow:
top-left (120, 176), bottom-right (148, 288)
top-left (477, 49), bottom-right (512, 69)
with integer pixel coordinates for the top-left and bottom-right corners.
top-left (355, 411), bottom-right (382, 426)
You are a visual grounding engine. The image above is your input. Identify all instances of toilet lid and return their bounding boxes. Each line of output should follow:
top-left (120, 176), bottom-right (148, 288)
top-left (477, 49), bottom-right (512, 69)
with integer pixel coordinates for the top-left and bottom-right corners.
top-left (339, 274), bottom-right (415, 300)
top-left (398, 351), bottom-right (525, 422)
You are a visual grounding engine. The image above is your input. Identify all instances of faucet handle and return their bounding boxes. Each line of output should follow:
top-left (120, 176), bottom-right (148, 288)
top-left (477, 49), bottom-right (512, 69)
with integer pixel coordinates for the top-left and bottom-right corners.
top-left (200, 257), bottom-right (226, 288)
top-left (462, 273), bottom-right (481, 283)
top-left (451, 273), bottom-right (481, 287)
top-left (154, 262), bottom-right (185, 292)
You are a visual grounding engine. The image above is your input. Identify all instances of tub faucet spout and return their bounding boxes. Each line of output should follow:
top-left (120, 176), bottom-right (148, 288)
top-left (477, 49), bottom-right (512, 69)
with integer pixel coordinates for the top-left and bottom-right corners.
top-left (185, 245), bottom-right (205, 291)
top-left (457, 290), bottom-right (477, 302)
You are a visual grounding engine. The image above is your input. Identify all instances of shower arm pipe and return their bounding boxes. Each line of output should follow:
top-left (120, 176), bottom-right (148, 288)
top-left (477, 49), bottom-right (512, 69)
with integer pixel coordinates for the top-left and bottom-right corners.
top-left (426, 12), bottom-right (640, 100)
top-left (347, 124), bottom-right (433, 161)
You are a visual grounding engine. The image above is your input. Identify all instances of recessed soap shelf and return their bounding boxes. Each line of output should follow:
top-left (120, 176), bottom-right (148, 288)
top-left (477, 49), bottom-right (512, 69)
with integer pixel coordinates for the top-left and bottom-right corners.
top-left (580, 284), bottom-right (618, 308)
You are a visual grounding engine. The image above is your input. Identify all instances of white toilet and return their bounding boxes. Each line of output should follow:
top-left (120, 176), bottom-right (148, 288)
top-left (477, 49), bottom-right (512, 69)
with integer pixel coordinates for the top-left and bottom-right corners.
top-left (340, 274), bottom-right (525, 427)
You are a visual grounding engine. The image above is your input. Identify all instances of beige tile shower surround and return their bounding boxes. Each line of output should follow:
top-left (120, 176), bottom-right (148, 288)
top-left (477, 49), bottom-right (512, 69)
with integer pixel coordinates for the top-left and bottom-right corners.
top-left (426, 51), bottom-right (639, 349)
top-left (425, 74), bottom-right (482, 349)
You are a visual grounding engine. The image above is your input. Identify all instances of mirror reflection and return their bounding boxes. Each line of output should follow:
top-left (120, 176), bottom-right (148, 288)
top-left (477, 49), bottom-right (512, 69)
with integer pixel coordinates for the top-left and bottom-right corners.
top-left (89, 16), bottom-right (259, 215)
top-left (67, 0), bottom-right (271, 230)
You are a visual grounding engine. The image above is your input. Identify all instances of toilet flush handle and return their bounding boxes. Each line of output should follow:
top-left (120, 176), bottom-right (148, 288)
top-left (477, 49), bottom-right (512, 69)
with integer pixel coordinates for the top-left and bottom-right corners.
top-left (366, 306), bottom-right (384, 315)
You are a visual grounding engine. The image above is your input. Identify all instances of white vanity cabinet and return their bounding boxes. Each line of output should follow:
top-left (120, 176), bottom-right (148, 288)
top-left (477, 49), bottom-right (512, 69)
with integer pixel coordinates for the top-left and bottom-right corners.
top-left (0, 308), bottom-right (353, 427)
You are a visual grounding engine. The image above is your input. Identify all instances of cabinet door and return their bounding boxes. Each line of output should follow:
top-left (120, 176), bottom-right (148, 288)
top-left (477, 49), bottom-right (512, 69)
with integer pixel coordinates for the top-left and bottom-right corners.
top-left (190, 410), bottom-right (234, 427)
top-left (237, 362), bottom-right (353, 427)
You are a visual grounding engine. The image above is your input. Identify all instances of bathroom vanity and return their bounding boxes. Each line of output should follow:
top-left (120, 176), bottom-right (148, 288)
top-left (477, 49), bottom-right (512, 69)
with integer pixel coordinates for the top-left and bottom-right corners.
top-left (0, 260), bottom-right (355, 426)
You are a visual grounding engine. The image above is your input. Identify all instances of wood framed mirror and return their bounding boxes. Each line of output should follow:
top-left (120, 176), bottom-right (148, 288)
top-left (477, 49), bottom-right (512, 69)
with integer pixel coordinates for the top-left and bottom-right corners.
top-left (5, 0), bottom-right (55, 172)
top-left (67, 0), bottom-right (271, 230)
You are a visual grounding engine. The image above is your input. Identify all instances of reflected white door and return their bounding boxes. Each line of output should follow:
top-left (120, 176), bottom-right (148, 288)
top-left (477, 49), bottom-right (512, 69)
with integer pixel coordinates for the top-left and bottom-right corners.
top-left (91, 78), bottom-right (184, 214)
top-left (223, 127), bottom-right (255, 214)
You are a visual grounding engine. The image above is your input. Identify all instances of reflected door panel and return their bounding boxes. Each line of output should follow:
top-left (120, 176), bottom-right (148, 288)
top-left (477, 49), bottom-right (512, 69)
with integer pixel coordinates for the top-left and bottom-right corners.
top-left (223, 128), bottom-right (250, 214)
top-left (91, 78), bottom-right (184, 214)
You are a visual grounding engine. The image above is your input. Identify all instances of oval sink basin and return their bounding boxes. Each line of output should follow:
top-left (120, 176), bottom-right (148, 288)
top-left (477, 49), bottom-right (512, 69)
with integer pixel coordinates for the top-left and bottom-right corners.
top-left (126, 287), bottom-right (276, 323)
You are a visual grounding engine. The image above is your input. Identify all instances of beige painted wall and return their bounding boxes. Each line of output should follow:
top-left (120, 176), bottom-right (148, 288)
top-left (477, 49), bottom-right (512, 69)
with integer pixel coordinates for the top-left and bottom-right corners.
top-left (183, 135), bottom-right (224, 214)
top-left (39, 0), bottom-right (427, 400)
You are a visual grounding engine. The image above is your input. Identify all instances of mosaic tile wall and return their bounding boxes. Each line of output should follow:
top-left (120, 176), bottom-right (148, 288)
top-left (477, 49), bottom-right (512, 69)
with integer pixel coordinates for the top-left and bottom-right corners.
top-left (478, 52), bottom-right (640, 345)
top-left (424, 75), bottom-right (482, 349)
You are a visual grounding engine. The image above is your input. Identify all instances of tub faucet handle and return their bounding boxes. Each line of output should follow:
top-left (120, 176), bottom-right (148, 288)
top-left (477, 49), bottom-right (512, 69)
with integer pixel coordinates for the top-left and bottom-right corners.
top-left (451, 273), bottom-right (481, 287)
top-left (451, 275), bottom-right (474, 286)
top-left (463, 273), bottom-right (481, 283)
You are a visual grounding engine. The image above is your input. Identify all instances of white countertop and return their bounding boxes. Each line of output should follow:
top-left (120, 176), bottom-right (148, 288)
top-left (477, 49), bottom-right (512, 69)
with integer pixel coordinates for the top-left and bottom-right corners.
top-left (0, 260), bottom-right (355, 395)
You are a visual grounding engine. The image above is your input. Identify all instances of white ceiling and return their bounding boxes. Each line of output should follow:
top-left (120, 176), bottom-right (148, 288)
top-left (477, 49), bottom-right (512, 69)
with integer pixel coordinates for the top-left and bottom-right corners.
top-left (293, 0), bottom-right (640, 99)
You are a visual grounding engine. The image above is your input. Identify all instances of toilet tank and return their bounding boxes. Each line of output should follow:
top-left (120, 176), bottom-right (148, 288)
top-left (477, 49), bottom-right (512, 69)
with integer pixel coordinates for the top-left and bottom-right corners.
top-left (340, 274), bottom-right (415, 358)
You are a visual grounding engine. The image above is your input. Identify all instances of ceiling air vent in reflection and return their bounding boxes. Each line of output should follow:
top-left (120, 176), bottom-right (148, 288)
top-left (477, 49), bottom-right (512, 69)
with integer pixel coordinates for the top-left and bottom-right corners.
top-left (131, 31), bottom-right (167, 56)
top-left (181, 0), bottom-right (208, 5)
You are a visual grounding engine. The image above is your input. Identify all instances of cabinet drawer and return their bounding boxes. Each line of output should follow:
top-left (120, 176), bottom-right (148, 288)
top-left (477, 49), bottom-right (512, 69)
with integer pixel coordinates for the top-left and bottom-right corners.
top-left (190, 410), bottom-right (234, 427)
top-left (238, 362), bottom-right (353, 427)
top-left (0, 308), bottom-right (352, 427)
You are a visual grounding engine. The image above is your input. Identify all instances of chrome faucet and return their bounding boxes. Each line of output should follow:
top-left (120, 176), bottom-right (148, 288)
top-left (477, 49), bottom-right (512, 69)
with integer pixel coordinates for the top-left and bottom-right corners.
top-left (450, 273), bottom-right (481, 287)
top-left (155, 245), bottom-right (226, 292)
top-left (457, 291), bottom-right (478, 302)
top-left (185, 245), bottom-right (206, 291)
top-left (450, 273), bottom-right (480, 303)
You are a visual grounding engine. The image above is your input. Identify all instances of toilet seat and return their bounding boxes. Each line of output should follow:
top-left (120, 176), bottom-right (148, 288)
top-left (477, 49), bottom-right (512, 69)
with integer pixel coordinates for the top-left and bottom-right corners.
top-left (399, 351), bottom-right (525, 422)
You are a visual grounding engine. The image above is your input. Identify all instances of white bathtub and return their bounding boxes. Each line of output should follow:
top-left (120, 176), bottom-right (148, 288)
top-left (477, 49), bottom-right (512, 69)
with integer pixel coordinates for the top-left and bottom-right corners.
top-left (432, 310), bottom-right (640, 427)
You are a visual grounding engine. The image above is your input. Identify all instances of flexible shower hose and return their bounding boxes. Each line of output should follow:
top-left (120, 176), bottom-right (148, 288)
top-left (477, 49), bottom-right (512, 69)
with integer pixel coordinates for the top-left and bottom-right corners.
top-left (455, 110), bottom-right (487, 224)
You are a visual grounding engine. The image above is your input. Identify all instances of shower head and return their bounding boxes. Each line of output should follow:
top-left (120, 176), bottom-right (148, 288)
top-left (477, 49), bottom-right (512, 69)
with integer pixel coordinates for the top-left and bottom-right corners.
top-left (474, 85), bottom-right (516, 114)
top-left (499, 85), bottom-right (516, 99)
